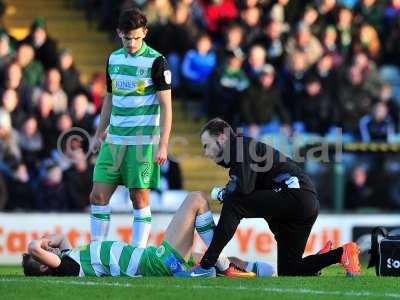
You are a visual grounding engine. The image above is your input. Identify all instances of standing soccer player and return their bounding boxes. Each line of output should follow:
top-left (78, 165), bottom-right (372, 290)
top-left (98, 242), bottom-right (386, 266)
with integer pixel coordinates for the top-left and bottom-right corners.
top-left (89, 8), bottom-right (172, 247)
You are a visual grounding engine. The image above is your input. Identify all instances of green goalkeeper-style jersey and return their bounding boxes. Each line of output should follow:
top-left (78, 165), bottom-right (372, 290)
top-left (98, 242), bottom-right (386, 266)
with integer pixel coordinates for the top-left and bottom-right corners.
top-left (64, 240), bottom-right (191, 277)
top-left (105, 42), bottom-right (171, 146)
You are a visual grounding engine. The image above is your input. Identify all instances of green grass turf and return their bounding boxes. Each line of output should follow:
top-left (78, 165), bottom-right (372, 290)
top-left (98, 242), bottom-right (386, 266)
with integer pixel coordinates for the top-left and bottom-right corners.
top-left (0, 265), bottom-right (399, 300)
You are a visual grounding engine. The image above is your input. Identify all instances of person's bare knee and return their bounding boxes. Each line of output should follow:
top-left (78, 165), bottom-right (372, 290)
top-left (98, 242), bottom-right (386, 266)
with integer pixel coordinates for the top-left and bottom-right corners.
top-left (185, 191), bottom-right (209, 214)
top-left (89, 190), bottom-right (109, 205)
top-left (90, 184), bottom-right (116, 205)
top-left (130, 189), bottom-right (150, 209)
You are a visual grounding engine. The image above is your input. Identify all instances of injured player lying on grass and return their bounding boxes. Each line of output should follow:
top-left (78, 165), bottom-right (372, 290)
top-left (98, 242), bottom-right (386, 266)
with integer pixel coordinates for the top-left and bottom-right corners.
top-left (22, 192), bottom-right (274, 278)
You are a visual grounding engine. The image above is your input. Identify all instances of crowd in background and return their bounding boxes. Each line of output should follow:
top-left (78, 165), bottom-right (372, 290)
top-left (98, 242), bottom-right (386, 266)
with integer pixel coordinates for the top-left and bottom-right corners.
top-left (82, 0), bottom-right (400, 142)
top-left (1, 0), bottom-right (400, 212)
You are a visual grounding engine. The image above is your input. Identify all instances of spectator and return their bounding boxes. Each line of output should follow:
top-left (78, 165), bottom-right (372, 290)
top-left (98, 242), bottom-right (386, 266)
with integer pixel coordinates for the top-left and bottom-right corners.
top-left (180, 0), bottom-right (206, 30)
top-left (345, 165), bottom-right (375, 210)
top-left (383, 0), bottom-right (400, 39)
top-left (352, 51), bottom-right (382, 99)
top-left (56, 112), bottom-right (73, 138)
top-left (63, 149), bottom-right (93, 211)
top-left (337, 65), bottom-right (374, 135)
top-left (33, 68), bottom-right (68, 113)
top-left (240, 64), bottom-right (290, 137)
top-left (88, 72), bottom-right (106, 113)
top-left (295, 75), bottom-right (333, 135)
top-left (285, 22), bottom-right (323, 70)
top-left (1, 63), bottom-right (33, 113)
top-left (320, 26), bottom-right (343, 66)
top-left (4, 162), bottom-right (36, 211)
top-left (315, 0), bottom-right (338, 33)
top-left (15, 43), bottom-right (44, 87)
top-left (18, 115), bottom-right (43, 176)
top-left (143, 0), bottom-right (173, 27)
top-left (243, 44), bottom-right (266, 83)
top-left (239, 6), bottom-right (262, 48)
top-left (58, 49), bottom-right (82, 99)
top-left (268, 0), bottom-right (304, 26)
top-left (1, 89), bottom-right (26, 129)
top-left (280, 52), bottom-right (309, 118)
top-left (351, 23), bottom-right (381, 61)
top-left (382, 12), bottom-right (400, 65)
top-left (201, 0), bottom-right (238, 37)
top-left (70, 93), bottom-right (94, 134)
top-left (379, 83), bottom-right (399, 130)
top-left (383, 0), bottom-right (400, 33)
top-left (300, 5), bottom-right (320, 35)
top-left (207, 49), bottom-right (249, 124)
top-left (353, 0), bottom-right (383, 33)
top-left (34, 91), bottom-right (57, 157)
top-left (181, 33), bottom-right (216, 102)
top-left (336, 6), bottom-right (354, 58)
top-left (312, 54), bottom-right (339, 100)
top-left (217, 22), bottom-right (244, 63)
top-left (359, 102), bottom-right (395, 142)
top-left (36, 160), bottom-right (68, 211)
top-left (21, 18), bottom-right (59, 70)
top-left (252, 18), bottom-right (286, 68)
top-left (150, 2), bottom-right (199, 92)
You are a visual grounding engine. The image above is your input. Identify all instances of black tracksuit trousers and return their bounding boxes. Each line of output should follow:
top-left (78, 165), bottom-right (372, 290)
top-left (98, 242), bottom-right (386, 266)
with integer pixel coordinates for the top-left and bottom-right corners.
top-left (200, 188), bottom-right (342, 275)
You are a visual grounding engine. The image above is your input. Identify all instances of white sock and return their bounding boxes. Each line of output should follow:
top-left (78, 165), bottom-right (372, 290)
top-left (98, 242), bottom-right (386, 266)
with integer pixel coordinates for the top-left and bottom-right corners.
top-left (246, 261), bottom-right (275, 277)
top-left (132, 206), bottom-right (152, 247)
top-left (195, 211), bottom-right (230, 271)
top-left (90, 204), bottom-right (111, 241)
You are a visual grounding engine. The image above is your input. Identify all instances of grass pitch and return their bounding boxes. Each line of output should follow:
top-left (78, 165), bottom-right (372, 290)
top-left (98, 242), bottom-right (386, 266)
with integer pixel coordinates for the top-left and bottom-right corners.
top-left (1, 265), bottom-right (399, 300)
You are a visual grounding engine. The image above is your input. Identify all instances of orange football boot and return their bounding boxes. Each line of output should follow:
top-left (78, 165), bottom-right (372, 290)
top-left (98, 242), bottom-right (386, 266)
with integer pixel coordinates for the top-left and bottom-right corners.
top-left (340, 242), bottom-right (361, 276)
top-left (219, 263), bottom-right (256, 278)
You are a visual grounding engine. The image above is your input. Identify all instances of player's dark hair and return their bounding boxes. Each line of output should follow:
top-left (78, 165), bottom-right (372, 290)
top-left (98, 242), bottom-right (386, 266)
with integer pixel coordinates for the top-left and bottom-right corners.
top-left (22, 253), bottom-right (53, 276)
top-left (118, 8), bottom-right (147, 33)
top-left (200, 118), bottom-right (236, 137)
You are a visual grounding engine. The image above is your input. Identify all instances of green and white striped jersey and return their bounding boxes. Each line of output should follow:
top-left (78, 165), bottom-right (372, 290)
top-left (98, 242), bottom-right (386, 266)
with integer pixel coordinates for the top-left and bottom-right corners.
top-left (65, 240), bottom-right (144, 277)
top-left (105, 42), bottom-right (171, 145)
top-left (63, 240), bottom-right (190, 277)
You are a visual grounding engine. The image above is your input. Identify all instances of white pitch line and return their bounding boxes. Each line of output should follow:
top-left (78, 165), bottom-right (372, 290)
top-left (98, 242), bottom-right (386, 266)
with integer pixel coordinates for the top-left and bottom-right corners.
top-left (1, 278), bottom-right (400, 299)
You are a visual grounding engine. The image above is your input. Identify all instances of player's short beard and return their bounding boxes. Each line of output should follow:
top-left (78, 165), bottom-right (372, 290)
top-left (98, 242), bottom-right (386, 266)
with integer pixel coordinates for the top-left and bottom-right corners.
top-left (216, 140), bottom-right (224, 158)
top-left (215, 140), bottom-right (230, 168)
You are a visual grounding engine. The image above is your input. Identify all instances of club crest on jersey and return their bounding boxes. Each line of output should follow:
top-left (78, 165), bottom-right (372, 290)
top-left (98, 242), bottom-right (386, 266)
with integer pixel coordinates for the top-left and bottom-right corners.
top-left (137, 67), bottom-right (146, 76)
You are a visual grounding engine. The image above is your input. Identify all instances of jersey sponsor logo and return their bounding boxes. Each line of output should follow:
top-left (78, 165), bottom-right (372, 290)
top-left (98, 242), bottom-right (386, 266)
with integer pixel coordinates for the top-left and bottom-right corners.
top-left (114, 79), bottom-right (136, 90)
top-left (156, 245), bottom-right (165, 257)
top-left (113, 79), bottom-right (147, 95)
top-left (163, 70), bottom-right (171, 85)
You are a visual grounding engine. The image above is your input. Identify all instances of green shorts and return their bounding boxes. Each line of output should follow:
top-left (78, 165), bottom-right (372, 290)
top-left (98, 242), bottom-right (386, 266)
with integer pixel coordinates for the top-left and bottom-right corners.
top-left (93, 142), bottom-right (160, 188)
top-left (138, 241), bottom-right (194, 276)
